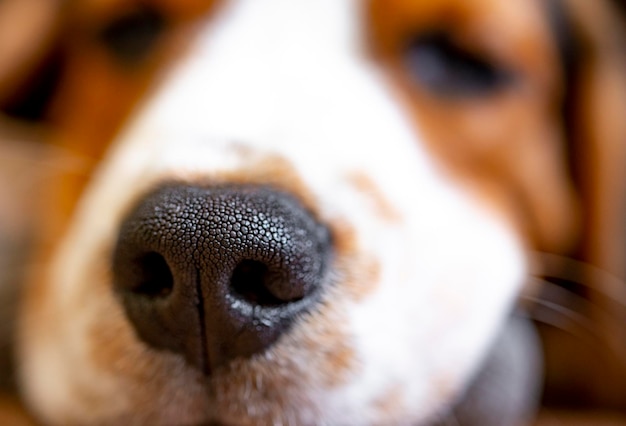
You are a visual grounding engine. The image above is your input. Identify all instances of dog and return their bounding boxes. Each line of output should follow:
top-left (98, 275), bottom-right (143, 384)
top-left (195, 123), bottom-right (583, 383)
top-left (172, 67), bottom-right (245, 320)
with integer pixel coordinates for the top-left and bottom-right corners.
top-left (0, 0), bottom-right (625, 424)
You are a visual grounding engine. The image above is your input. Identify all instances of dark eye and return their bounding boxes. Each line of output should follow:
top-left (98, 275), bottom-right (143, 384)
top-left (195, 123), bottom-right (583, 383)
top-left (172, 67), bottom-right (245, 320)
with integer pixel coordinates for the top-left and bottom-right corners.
top-left (97, 6), bottom-right (167, 67)
top-left (404, 32), bottom-right (513, 97)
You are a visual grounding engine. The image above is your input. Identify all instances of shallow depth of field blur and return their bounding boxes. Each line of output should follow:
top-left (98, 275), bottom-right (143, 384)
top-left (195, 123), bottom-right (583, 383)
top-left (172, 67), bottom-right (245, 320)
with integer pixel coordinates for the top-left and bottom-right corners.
top-left (0, 0), bottom-right (625, 424)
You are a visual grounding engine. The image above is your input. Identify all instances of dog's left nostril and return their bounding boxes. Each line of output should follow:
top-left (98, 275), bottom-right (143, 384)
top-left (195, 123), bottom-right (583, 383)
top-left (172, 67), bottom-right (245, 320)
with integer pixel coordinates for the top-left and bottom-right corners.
top-left (231, 259), bottom-right (283, 305)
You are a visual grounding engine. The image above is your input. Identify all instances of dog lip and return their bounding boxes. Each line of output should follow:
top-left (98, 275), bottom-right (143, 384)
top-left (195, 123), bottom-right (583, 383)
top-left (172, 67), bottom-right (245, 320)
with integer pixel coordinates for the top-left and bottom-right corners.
top-left (112, 183), bottom-right (332, 374)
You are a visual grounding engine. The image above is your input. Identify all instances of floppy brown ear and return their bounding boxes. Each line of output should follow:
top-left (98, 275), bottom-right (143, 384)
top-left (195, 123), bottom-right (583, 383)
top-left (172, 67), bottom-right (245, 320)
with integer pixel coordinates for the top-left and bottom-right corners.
top-left (564, 0), bottom-right (626, 350)
top-left (538, 0), bottom-right (626, 411)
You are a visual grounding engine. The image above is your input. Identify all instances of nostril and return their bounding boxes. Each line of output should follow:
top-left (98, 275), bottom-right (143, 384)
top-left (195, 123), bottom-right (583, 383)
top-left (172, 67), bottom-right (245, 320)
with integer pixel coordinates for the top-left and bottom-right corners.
top-left (129, 252), bottom-right (174, 298)
top-left (230, 259), bottom-right (289, 306)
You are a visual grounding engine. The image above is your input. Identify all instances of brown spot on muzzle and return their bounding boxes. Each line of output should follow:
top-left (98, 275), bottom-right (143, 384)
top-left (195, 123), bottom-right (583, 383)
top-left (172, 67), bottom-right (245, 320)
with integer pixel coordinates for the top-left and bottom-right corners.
top-left (347, 172), bottom-right (403, 223)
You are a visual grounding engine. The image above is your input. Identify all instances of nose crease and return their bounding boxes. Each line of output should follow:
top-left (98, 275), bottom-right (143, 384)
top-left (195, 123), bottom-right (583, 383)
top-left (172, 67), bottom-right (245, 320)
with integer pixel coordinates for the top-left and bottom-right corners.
top-left (195, 270), bottom-right (210, 376)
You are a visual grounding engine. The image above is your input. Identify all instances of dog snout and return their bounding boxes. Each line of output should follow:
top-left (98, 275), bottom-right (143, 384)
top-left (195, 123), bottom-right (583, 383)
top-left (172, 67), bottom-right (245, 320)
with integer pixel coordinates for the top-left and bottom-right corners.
top-left (112, 183), bottom-right (331, 374)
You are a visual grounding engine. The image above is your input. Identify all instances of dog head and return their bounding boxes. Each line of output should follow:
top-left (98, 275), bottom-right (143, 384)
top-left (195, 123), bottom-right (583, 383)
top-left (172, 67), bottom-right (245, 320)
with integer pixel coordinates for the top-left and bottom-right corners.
top-left (7, 0), bottom-right (625, 424)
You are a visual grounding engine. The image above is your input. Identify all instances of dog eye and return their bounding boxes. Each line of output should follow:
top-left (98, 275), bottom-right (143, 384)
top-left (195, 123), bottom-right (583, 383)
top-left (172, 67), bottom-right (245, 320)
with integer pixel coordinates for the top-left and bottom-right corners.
top-left (97, 6), bottom-right (167, 66)
top-left (404, 33), bottom-right (513, 97)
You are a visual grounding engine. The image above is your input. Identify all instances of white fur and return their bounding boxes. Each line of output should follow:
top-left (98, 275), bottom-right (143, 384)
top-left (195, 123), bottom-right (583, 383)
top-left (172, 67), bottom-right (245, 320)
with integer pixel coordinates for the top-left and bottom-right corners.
top-left (21, 0), bottom-right (526, 424)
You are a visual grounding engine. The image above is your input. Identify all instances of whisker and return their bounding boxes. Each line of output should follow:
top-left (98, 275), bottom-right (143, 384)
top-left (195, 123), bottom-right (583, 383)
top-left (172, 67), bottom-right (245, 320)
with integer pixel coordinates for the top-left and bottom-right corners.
top-left (522, 297), bottom-right (599, 345)
top-left (530, 252), bottom-right (626, 308)
top-left (528, 252), bottom-right (626, 360)
top-left (521, 279), bottom-right (626, 363)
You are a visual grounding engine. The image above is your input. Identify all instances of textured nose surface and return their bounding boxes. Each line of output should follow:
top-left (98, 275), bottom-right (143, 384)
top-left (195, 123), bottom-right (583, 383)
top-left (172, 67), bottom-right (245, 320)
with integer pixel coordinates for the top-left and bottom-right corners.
top-left (113, 184), bottom-right (331, 374)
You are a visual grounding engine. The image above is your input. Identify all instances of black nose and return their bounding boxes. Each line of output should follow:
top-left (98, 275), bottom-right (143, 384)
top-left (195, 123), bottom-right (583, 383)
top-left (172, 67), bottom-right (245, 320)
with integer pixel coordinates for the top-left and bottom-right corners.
top-left (112, 183), bottom-right (331, 374)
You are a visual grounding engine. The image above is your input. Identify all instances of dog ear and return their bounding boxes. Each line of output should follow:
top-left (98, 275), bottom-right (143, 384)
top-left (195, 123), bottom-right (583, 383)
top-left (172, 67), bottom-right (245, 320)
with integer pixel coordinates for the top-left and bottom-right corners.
top-left (561, 0), bottom-right (626, 348)
top-left (565, 0), bottom-right (626, 286)
top-left (538, 0), bottom-right (626, 410)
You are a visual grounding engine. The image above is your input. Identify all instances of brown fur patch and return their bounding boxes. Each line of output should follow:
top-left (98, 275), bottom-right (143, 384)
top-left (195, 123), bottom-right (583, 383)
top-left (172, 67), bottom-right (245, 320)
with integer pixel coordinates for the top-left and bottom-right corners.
top-left (371, 384), bottom-right (407, 421)
top-left (347, 172), bottom-right (403, 223)
top-left (328, 219), bottom-right (382, 303)
top-left (366, 0), bottom-right (580, 254)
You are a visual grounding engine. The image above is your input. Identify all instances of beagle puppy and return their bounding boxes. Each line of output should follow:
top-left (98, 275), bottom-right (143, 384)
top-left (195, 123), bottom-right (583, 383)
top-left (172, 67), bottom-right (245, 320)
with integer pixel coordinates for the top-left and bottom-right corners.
top-left (0, 0), bottom-right (624, 424)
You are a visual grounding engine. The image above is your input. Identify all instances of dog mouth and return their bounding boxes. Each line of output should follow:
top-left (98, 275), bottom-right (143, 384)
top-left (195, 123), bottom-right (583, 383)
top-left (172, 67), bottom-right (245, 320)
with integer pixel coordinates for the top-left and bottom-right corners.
top-left (112, 182), bottom-right (333, 375)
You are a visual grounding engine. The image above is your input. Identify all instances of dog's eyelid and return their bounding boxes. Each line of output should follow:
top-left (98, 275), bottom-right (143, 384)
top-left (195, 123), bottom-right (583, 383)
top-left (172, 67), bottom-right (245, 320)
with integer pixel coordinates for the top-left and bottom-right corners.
top-left (403, 32), bottom-right (516, 98)
top-left (96, 5), bottom-right (168, 67)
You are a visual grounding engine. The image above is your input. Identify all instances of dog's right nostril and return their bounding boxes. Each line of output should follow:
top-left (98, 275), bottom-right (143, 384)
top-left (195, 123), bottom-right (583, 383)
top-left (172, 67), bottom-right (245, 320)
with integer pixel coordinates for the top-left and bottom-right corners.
top-left (113, 183), bottom-right (332, 374)
top-left (131, 251), bottom-right (174, 298)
